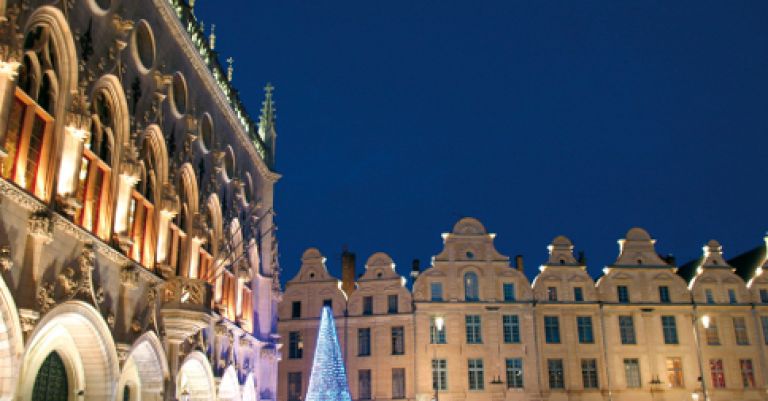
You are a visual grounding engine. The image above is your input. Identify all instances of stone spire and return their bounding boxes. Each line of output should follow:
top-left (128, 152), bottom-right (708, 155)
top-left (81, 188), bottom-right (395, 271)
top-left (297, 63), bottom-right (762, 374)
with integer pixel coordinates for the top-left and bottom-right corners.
top-left (258, 82), bottom-right (276, 136)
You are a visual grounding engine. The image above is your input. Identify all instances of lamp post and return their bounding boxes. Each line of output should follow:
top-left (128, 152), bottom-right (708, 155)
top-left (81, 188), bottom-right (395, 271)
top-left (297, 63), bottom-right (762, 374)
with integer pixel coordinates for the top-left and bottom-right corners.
top-left (433, 316), bottom-right (445, 401)
top-left (692, 308), bottom-right (710, 401)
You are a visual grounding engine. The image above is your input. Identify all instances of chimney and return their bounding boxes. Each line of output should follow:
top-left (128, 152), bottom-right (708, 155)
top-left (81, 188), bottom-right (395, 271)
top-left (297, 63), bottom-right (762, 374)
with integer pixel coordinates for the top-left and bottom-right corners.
top-left (410, 259), bottom-right (420, 280)
top-left (515, 255), bottom-right (524, 272)
top-left (664, 254), bottom-right (676, 266)
top-left (577, 251), bottom-right (586, 265)
top-left (341, 250), bottom-right (356, 296)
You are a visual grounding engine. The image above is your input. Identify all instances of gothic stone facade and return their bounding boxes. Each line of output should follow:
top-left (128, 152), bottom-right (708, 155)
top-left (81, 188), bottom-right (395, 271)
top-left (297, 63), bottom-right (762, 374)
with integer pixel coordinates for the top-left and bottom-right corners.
top-left (0, 0), bottom-right (281, 400)
top-left (278, 218), bottom-right (768, 401)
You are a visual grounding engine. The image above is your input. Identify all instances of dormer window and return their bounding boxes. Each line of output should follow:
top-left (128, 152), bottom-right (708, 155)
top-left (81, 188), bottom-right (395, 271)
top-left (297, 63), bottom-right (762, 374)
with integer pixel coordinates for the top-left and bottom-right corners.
top-left (617, 286), bottom-right (630, 303)
top-left (464, 272), bottom-right (479, 302)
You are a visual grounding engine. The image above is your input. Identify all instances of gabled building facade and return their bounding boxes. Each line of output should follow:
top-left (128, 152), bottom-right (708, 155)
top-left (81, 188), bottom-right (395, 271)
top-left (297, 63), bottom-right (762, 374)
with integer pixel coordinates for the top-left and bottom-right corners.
top-left (278, 218), bottom-right (768, 401)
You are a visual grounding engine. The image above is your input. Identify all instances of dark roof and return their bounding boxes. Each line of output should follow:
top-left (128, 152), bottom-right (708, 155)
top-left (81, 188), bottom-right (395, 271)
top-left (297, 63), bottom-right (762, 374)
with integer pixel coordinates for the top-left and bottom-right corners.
top-left (676, 256), bottom-right (704, 282)
top-left (728, 244), bottom-right (766, 282)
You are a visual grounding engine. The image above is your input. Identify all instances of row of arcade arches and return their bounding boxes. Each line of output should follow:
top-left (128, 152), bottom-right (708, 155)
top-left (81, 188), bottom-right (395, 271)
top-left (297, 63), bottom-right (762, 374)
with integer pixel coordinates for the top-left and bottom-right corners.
top-left (0, 276), bottom-right (257, 401)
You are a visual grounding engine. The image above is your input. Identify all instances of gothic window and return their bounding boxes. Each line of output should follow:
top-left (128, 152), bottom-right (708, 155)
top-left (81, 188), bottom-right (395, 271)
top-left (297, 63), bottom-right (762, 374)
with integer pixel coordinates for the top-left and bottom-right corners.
top-left (464, 272), bottom-right (479, 301)
top-left (76, 91), bottom-right (113, 241)
top-left (2, 26), bottom-right (59, 200)
top-left (128, 162), bottom-right (155, 268)
top-left (32, 351), bottom-right (68, 401)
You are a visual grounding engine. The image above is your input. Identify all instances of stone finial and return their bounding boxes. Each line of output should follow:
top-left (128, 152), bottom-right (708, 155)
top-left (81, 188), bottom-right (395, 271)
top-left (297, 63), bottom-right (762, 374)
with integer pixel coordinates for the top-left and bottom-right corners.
top-left (209, 24), bottom-right (216, 50)
top-left (258, 83), bottom-right (276, 135)
top-left (227, 57), bottom-right (234, 82)
top-left (546, 235), bottom-right (578, 266)
top-left (613, 227), bottom-right (669, 267)
top-left (701, 239), bottom-right (731, 269)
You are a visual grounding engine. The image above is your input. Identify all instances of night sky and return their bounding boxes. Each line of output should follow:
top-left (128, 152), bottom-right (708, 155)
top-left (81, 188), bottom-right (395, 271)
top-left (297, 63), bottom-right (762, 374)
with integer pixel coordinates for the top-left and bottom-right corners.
top-left (196, 1), bottom-right (768, 283)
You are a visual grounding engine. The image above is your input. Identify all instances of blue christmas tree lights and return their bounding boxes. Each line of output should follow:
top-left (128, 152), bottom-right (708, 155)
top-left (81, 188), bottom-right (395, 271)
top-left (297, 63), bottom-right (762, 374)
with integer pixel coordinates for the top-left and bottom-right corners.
top-left (305, 306), bottom-right (353, 401)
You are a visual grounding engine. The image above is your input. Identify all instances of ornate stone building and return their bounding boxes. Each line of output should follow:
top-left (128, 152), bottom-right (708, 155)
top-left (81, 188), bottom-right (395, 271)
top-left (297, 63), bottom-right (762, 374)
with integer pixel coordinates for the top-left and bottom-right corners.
top-left (278, 218), bottom-right (768, 401)
top-left (0, 0), bottom-right (281, 400)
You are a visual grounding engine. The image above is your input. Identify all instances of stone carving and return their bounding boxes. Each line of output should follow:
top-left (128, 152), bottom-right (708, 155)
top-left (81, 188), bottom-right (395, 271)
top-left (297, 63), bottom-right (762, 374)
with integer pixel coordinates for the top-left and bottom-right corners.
top-left (36, 282), bottom-right (56, 314)
top-left (121, 265), bottom-right (139, 288)
top-left (0, 5), bottom-right (23, 63)
top-left (0, 180), bottom-right (41, 211)
top-left (163, 277), bottom-right (206, 306)
top-left (0, 245), bottom-right (12, 272)
top-left (56, 243), bottom-right (102, 307)
top-left (28, 210), bottom-right (53, 244)
top-left (111, 15), bottom-right (135, 36)
top-left (18, 309), bottom-right (40, 334)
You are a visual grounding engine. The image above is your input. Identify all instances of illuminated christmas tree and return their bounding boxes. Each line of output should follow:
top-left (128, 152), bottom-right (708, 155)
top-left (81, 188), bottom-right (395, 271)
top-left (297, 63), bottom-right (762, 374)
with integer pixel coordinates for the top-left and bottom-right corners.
top-left (305, 306), bottom-right (352, 401)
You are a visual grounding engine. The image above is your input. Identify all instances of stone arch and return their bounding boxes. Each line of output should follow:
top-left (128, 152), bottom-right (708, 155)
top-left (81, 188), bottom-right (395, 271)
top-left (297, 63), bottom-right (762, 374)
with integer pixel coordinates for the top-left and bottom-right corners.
top-left (204, 193), bottom-right (223, 259)
top-left (142, 124), bottom-right (169, 194)
top-left (23, 6), bottom-right (78, 109)
top-left (0, 275), bottom-right (22, 400)
top-left (178, 162), bottom-right (199, 224)
top-left (19, 301), bottom-right (119, 401)
top-left (242, 372), bottom-right (257, 401)
top-left (229, 218), bottom-right (244, 261)
top-left (23, 6), bottom-right (78, 198)
top-left (90, 74), bottom-right (130, 169)
top-left (218, 365), bottom-right (241, 401)
top-left (119, 331), bottom-right (169, 401)
top-left (177, 351), bottom-right (215, 401)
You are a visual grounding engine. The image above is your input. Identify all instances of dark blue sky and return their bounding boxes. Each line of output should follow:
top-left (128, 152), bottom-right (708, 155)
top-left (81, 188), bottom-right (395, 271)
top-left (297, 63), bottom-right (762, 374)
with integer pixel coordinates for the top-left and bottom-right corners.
top-left (197, 1), bottom-right (768, 282)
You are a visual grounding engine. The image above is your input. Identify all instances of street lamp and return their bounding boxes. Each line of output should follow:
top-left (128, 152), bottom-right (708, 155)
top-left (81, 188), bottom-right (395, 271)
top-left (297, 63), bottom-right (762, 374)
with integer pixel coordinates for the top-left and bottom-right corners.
top-left (433, 316), bottom-right (445, 401)
top-left (692, 309), bottom-right (710, 401)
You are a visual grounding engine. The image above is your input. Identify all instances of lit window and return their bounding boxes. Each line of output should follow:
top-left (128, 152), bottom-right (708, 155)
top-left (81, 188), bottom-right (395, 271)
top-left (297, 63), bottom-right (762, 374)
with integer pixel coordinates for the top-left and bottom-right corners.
top-left (666, 358), bottom-right (684, 388)
top-left (547, 287), bottom-right (558, 302)
top-left (705, 317), bottom-right (720, 345)
top-left (430, 317), bottom-right (446, 344)
top-left (740, 359), bottom-right (755, 388)
top-left (624, 359), bottom-right (641, 388)
top-left (464, 272), bottom-right (479, 301)
top-left (288, 331), bottom-right (303, 359)
top-left (432, 359), bottom-right (447, 390)
top-left (547, 359), bottom-right (564, 389)
top-left (734, 317), bottom-right (749, 345)
top-left (581, 359), bottom-right (598, 389)
top-left (710, 359), bottom-right (725, 388)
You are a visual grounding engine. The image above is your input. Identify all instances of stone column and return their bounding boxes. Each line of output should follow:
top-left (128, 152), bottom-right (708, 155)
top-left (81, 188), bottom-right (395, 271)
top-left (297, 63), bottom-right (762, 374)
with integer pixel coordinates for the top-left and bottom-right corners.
top-left (0, 59), bottom-right (19, 154)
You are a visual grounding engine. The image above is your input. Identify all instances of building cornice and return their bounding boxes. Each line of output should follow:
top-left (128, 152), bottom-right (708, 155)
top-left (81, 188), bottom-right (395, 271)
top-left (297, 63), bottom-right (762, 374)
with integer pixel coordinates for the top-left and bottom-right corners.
top-left (152, 0), bottom-right (281, 184)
